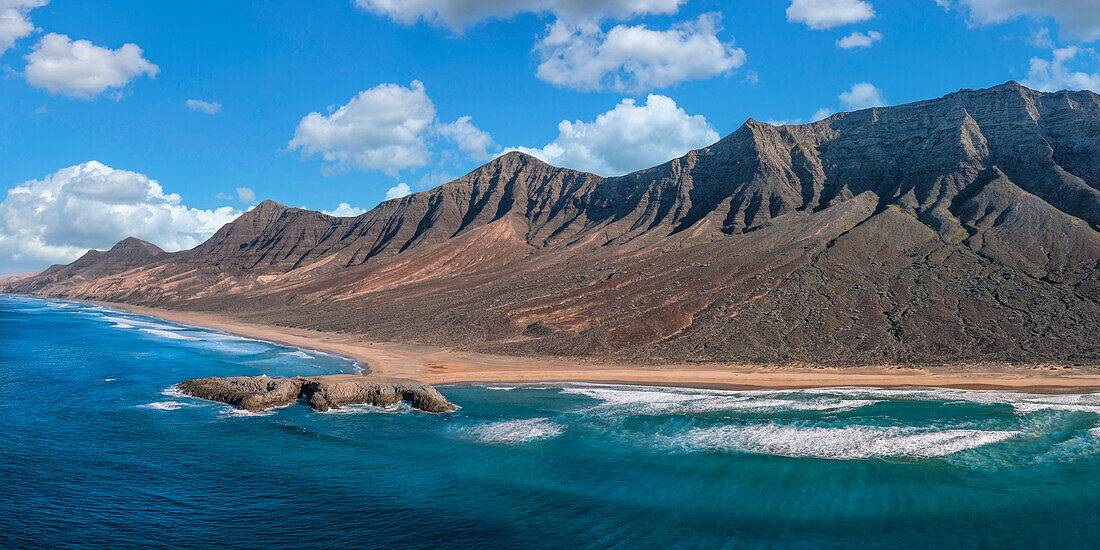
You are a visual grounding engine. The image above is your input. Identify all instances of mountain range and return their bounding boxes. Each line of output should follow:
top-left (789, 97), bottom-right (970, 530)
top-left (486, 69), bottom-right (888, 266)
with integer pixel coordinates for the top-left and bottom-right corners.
top-left (7, 81), bottom-right (1100, 366)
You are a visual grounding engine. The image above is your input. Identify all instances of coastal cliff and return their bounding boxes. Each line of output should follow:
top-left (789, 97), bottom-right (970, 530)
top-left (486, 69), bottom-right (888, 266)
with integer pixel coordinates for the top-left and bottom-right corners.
top-left (177, 375), bottom-right (456, 413)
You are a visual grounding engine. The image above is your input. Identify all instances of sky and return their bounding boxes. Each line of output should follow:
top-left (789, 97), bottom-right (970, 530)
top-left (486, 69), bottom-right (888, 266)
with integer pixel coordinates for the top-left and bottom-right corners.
top-left (2, 0), bottom-right (1100, 273)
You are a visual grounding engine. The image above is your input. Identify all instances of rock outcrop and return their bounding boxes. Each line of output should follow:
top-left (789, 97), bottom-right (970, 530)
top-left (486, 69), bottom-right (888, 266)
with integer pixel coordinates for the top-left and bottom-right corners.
top-left (7, 82), bottom-right (1100, 367)
top-left (175, 375), bottom-right (456, 413)
top-left (299, 375), bottom-right (456, 413)
top-left (177, 376), bottom-right (304, 412)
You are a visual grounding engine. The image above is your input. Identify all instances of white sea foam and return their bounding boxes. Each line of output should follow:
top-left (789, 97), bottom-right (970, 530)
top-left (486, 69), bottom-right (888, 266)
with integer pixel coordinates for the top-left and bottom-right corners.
top-left (140, 328), bottom-right (200, 341)
top-left (217, 406), bottom-right (277, 417)
top-left (468, 418), bottom-right (565, 443)
top-left (161, 385), bottom-right (189, 399)
top-left (555, 384), bottom-right (1100, 419)
top-left (1090, 426), bottom-right (1100, 438)
top-left (320, 402), bottom-right (413, 415)
top-left (806, 387), bottom-right (1100, 415)
top-left (110, 323), bottom-right (134, 329)
top-left (140, 401), bottom-right (186, 411)
top-left (479, 384), bottom-right (550, 391)
top-left (558, 385), bottom-right (878, 415)
top-left (101, 315), bottom-right (183, 331)
top-left (103, 378), bottom-right (116, 382)
top-left (283, 350), bottom-right (313, 360)
top-left (672, 424), bottom-right (1020, 460)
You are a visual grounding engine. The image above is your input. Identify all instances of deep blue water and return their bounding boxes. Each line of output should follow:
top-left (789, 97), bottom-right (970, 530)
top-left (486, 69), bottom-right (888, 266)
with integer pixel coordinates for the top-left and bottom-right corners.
top-left (2, 295), bottom-right (1100, 549)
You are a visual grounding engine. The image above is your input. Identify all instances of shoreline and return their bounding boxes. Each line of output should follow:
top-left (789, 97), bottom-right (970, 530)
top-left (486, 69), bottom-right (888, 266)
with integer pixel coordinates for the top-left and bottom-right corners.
top-left (4, 294), bottom-right (1097, 392)
top-left (52, 298), bottom-right (1099, 392)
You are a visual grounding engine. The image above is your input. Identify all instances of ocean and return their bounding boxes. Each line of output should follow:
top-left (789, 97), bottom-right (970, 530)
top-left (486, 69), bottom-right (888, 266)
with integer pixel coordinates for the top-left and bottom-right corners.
top-left (2, 294), bottom-right (1099, 549)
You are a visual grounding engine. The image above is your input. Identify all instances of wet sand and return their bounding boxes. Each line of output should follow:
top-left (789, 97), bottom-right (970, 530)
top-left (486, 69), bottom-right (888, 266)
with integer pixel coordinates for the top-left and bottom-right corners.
top-left (102, 302), bottom-right (1100, 391)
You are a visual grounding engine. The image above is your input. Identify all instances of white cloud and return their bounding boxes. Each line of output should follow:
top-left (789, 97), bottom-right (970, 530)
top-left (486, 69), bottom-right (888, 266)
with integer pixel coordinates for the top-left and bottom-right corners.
top-left (416, 171), bottom-right (458, 190)
top-left (24, 33), bottom-right (159, 99)
top-left (186, 99), bottom-right (221, 114)
top-left (288, 80), bottom-right (495, 176)
top-left (289, 81), bottom-right (435, 176)
top-left (766, 106), bottom-right (836, 126)
top-left (839, 82), bottom-right (887, 110)
top-left (509, 94), bottom-right (718, 176)
top-left (535, 14), bottom-right (745, 93)
top-left (0, 0), bottom-right (47, 55)
top-left (811, 107), bottom-right (834, 121)
top-left (786, 0), bottom-right (875, 30)
top-left (944, 0), bottom-right (1100, 42)
top-left (765, 118), bottom-right (804, 126)
top-left (1027, 27), bottom-right (1054, 49)
top-left (384, 182), bottom-right (412, 200)
top-left (235, 187), bottom-right (256, 203)
top-left (1022, 46), bottom-right (1100, 92)
top-left (436, 116), bottom-right (496, 160)
top-left (0, 161), bottom-right (240, 272)
top-left (215, 192), bottom-right (233, 200)
top-left (353, 0), bottom-right (686, 29)
top-left (837, 30), bottom-right (882, 49)
top-left (322, 202), bottom-right (368, 217)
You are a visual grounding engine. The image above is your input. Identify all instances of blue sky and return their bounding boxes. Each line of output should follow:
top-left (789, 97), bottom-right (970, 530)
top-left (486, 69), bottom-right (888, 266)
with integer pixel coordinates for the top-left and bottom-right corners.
top-left (2, 0), bottom-right (1099, 273)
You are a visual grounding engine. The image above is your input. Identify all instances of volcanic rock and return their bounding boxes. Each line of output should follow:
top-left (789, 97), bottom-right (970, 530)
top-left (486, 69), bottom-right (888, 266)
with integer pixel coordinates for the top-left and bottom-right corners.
top-left (175, 375), bottom-right (456, 413)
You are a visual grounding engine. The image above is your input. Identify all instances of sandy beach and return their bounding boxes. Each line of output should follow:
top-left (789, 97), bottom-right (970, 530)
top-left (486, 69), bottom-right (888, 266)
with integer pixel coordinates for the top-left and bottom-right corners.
top-left (91, 301), bottom-right (1100, 391)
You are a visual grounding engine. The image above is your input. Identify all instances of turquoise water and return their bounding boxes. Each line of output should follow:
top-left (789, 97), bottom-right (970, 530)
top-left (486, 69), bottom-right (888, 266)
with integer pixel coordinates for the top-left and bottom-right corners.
top-left (2, 295), bottom-right (1099, 549)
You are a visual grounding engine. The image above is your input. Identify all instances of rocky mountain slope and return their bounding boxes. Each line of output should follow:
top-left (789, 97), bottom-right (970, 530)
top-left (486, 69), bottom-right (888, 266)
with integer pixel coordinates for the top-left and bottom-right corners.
top-left (8, 82), bottom-right (1100, 366)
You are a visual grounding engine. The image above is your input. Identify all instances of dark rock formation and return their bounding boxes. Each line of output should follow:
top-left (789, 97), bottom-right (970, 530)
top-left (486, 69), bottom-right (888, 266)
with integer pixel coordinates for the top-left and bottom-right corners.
top-left (175, 375), bottom-right (456, 413)
top-left (7, 82), bottom-right (1100, 366)
top-left (300, 375), bottom-right (456, 413)
top-left (177, 376), bottom-right (304, 412)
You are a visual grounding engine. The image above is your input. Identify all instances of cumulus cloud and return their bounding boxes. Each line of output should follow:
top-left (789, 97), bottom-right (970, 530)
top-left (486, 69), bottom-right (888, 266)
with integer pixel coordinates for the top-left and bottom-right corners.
top-left (0, 161), bottom-right (241, 272)
top-left (416, 171), bottom-right (458, 190)
top-left (288, 80), bottom-right (496, 176)
top-left (235, 187), bottom-right (256, 203)
top-left (322, 202), bottom-right (368, 217)
top-left (1022, 46), bottom-right (1100, 92)
top-left (186, 99), bottom-right (221, 114)
top-left (353, 0), bottom-right (686, 28)
top-left (786, 0), bottom-right (875, 30)
top-left (839, 82), bottom-right (887, 110)
top-left (837, 30), bottom-right (882, 48)
top-left (509, 94), bottom-right (718, 176)
top-left (765, 106), bottom-right (836, 127)
top-left (534, 14), bottom-right (746, 93)
top-left (811, 107), bottom-right (834, 121)
top-left (942, 0), bottom-right (1100, 42)
top-left (24, 33), bottom-right (159, 99)
top-left (0, 0), bottom-right (47, 55)
top-left (384, 182), bottom-right (412, 200)
top-left (289, 81), bottom-right (436, 176)
top-left (436, 116), bottom-right (495, 160)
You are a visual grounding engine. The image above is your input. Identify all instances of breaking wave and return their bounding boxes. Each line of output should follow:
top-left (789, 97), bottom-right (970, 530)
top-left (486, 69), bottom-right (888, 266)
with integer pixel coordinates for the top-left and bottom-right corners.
top-left (558, 385), bottom-right (879, 415)
top-left (140, 328), bottom-right (200, 341)
top-left (670, 424), bottom-right (1021, 460)
top-left (319, 402), bottom-right (413, 415)
top-left (140, 401), bottom-right (186, 411)
top-left (466, 418), bottom-right (565, 443)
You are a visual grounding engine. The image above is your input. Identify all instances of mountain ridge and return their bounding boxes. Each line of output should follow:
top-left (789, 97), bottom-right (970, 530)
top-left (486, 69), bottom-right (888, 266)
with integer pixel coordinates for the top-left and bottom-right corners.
top-left (7, 82), bottom-right (1100, 366)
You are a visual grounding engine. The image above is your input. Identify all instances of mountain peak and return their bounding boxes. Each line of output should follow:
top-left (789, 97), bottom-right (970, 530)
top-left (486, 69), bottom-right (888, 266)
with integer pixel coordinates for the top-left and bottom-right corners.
top-left (109, 237), bottom-right (163, 254)
top-left (490, 150), bottom-right (553, 169)
top-left (251, 199), bottom-right (291, 213)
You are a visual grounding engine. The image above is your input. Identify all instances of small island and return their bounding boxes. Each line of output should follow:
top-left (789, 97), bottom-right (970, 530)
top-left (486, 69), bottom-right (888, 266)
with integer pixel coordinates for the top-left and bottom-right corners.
top-left (176, 375), bottom-right (456, 413)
